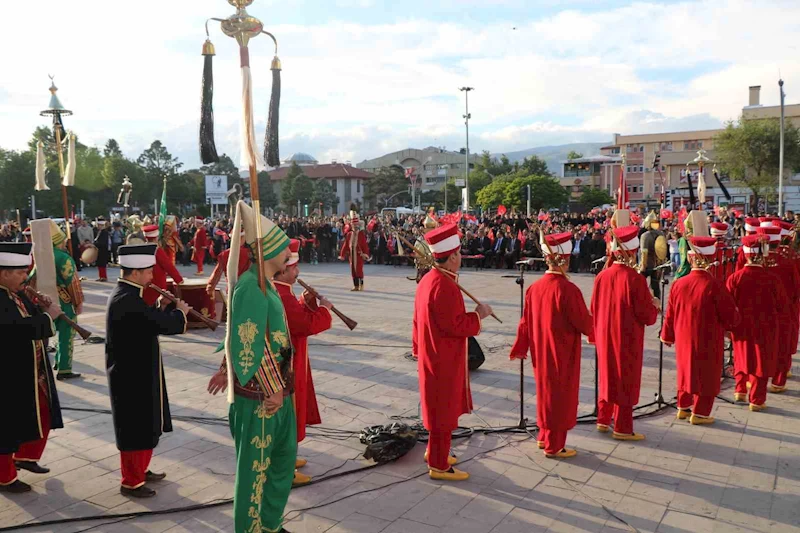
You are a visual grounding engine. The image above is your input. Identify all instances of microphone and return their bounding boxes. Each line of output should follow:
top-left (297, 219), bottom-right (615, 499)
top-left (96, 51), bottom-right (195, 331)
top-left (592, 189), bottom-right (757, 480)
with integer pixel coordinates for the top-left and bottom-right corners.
top-left (654, 262), bottom-right (673, 271)
top-left (591, 256), bottom-right (608, 265)
top-left (516, 258), bottom-right (544, 266)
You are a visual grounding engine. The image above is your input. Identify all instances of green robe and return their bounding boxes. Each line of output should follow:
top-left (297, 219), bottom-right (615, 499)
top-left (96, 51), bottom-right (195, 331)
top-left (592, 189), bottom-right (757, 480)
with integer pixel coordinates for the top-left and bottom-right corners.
top-left (675, 237), bottom-right (691, 279)
top-left (54, 247), bottom-right (78, 373)
top-left (226, 265), bottom-right (297, 533)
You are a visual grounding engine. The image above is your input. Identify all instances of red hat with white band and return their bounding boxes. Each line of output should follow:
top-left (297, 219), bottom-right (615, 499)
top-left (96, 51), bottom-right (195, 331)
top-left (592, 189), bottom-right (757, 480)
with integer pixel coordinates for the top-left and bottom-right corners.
top-left (759, 216), bottom-right (780, 227)
top-left (286, 239), bottom-right (300, 266)
top-left (425, 223), bottom-right (461, 259)
top-left (611, 225), bottom-right (639, 253)
top-left (741, 234), bottom-right (767, 257)
top-left (778, 220), bottom-right (794, 237)
top-left (143, 224), bottom-right (159, 240)
top-left (541, 231), bottom-right (572, 257)
top-left (688, 236), bottom-right (717, 259)
top-left (756, 226), bottom-right (781, 243)
top-left (710, 222), bottom-right (729, 237)
top-left (744, 218), bottom-right (760, 234)
top-left (195, 216), bottom-right (205, 224)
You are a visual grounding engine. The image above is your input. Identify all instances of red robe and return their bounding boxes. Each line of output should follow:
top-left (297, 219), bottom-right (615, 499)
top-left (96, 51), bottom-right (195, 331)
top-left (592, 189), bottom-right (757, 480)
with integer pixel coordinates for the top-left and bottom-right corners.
top-left (769, 253), bottom-right (800, 366)
top-left (144, 247), bottom-right (184, 306)
top-left (591, 263), bottom-right (659, 406)
top-left (726, 265), bottom-right (784, 378)
top-left (510, 273), bottom-right (593, 431)
top-left (710, 244), bottom-right (734, 283)
top-left (191, 227), bottom-right (208, 267)
top-left (661, 269), bottom-right (741, 397)
top-left (275, 281), bottom-right (332, 442)
top-left (339, 230), bottom-right (369, 278)
top-left (413, 269), bottom-right (481, 431)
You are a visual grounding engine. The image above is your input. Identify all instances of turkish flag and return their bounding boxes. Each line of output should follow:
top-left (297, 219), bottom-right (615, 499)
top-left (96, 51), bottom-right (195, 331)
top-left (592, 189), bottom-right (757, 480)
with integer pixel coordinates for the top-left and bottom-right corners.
top-left (497, 205), bottom-right (507, 216)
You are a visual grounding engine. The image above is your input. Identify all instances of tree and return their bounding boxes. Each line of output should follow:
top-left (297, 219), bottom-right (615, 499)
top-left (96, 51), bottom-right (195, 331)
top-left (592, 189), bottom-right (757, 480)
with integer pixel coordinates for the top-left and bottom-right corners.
top-left (0, 149), bottom-right (36, 215)
top-left (566, 150), bottom-right (583, 161)
top-left (579, 187), bottom-right (614, 208)
top-left (280, 161), bottom-right (306, 213)
top-left (503, 174), bottom-right (568, 212)
top-left (715, 116), bottom-right (800, 208)
top-left (137, 140), bottom-right (183, 204)
top-left (519, 155), bottom-right (551, 177)
top-left (363, 166), bottom-right (408, 208)
top-left (103, 139), bottom-right (123, 158)
top-left (293, 174), bottom-right (314, 206)
top-left (475, 176), bottom-right (512, 209)
top-left (312, 179), bottom-right (338, 212)
top-left (257, 170), bottom-right (279, 210)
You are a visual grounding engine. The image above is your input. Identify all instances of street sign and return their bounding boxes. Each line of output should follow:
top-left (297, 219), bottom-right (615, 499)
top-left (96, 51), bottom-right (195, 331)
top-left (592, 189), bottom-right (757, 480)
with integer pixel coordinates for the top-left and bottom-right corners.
top-left (205, 175), bottom-right (228, 205)
top-left (454, 179), bottom-right (465, 187)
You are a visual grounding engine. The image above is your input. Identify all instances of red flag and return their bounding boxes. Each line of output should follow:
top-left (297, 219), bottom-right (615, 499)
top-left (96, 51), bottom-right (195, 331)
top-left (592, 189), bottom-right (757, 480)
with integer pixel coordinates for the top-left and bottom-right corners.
top-left (660, 209), bottom-right (673, 220)
top-left (594, 221), bottom-right (601, 230)
top-left (617, 164), bottom-right (629, 209)
top-left (517, 229), bottom-right (526, 247)
top-left (488, 228), bottom-right (495, 244)
top-left (497, 205), bottom-right (507, 216)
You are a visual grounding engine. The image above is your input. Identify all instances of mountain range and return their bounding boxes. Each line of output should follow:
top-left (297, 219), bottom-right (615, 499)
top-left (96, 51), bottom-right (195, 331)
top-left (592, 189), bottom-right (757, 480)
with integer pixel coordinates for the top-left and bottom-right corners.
top-left (493, 142), bottom-right (608, 176)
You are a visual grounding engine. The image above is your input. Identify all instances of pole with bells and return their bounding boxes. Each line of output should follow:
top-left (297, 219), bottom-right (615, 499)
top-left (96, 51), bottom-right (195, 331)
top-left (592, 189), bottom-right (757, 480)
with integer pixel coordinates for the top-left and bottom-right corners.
top-left (39, 76), bottom-right (77, 255)
top-left (199, 0), bottom-right (282, 293)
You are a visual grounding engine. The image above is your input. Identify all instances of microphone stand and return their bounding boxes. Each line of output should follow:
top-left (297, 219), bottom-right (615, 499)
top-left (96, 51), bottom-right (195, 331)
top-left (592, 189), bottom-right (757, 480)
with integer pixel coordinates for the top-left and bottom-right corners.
top-left (515, 262), bottom-right (527, 429)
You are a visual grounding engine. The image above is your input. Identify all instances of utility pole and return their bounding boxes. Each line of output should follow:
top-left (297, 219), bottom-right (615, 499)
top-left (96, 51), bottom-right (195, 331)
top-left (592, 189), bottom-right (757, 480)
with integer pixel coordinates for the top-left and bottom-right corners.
top-left (779, 78), bottom-right (786, 217)
top-left (459, 87), bottom-right (474, 212)
top-left (526, 184), bottom-right (531, 218)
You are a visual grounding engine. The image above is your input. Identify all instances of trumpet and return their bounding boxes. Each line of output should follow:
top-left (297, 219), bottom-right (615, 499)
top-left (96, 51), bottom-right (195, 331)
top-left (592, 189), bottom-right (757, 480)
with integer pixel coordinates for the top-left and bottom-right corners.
top-left (297, 278), bottom-right (358, 330)
top-left (23, 286), bottom-right (93, 341)
top-left (145, 283), bottom-right (220, 331)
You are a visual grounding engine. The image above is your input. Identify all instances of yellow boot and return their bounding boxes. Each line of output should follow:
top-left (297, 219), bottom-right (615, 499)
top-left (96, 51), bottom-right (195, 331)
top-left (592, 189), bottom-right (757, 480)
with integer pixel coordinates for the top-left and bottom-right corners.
top-left (537, 441), bottom-right (544, 449)
top-left (746, 381), bottom-right (752, 390)
top-left (429, 467), bottom-right (469, 481)
top-left (733, 393), bottom-right (747, 402)
top-left (545, 448), bottom-right (578, 459)
top-left (770, 385), bottom-right (787, 393)
top-left (788, 370), bottom-right (793, 379)
top-left (293, 471), bottom-right (312, 486)
top-left (676, 408), bottom-right (691, 420)
top-left (295, 458), bottom-right (307, 469)
top-left (689, 414), bottom-right (715, 425)
top-left (613, 432), bottom-right (646, 441)
top-left (423, 451), bottom-right (457, 466)
top-left (596, 424), bottom-right (610, 433)
top-left (749, 403), bottom-right (767, 412)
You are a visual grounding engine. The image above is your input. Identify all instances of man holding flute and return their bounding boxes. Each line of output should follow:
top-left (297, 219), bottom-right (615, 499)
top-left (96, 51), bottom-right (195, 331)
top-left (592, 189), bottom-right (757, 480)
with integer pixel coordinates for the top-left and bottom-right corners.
top-left (106, 243), bottom-right (190, 498)
top-left (273, 239), bottom-right (333, 486)
top-left (0, 242), bottom-right (64, 493)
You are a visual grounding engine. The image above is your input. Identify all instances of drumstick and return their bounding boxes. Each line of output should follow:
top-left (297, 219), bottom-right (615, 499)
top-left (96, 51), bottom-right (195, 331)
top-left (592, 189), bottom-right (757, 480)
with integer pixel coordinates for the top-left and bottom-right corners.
top-left (146, 283), bottom-right (219, 331)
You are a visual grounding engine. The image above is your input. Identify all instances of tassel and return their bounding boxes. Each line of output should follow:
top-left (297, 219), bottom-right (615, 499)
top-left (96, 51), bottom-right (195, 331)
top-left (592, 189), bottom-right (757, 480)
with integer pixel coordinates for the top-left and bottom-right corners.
top-left (63, 132), bottom-right (76, 186)
top-left (697, 168), bottom-right (707, 203)
top-left (686, 168), bottom-right (696, 207)
top-left (200, 40), bottom-right (220, 165)
top-left (264, 55), bottom-right (281, 168)
top-left (35, 141), bottom-right (49, 191)
top-left (713, 168), bottom-right (732, 201)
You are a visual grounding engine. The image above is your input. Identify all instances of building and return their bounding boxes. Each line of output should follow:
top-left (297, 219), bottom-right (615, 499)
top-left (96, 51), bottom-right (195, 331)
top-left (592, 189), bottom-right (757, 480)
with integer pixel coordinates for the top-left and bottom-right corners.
top-left (560, 155), bottom-right (620, 201)
top-left (743, 85), bottom-right (800, 125)
top-left (356, 147), bottom-right (481, 196)
top-left (267, 152), bottom-right (373, 215)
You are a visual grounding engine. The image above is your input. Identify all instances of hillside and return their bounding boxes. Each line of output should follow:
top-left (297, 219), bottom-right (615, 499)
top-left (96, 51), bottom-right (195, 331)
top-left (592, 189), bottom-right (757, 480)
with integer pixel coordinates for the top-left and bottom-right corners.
top-left (493, 142), bottom-right (607, 176)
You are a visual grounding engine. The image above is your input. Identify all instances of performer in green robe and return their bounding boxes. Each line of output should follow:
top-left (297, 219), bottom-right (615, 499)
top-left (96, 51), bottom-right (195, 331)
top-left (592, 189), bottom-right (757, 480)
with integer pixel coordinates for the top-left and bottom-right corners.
top-left (208, 202), bottom-right (294, 533)
top-left (675, 235), bottom-right (691, 280)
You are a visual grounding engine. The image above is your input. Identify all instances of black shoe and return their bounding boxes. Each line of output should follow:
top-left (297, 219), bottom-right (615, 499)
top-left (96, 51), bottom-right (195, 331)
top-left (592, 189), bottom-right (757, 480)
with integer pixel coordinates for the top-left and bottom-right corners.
top-left (120, 485), bottom-right (156, 498)
top-left (145, 470), bottom-right (166, 482)
top-left (56, 372), bottom-right (82, 381)
top-left (15, 461), bottom-right (49, 474)
top-left (0, 480), bottom-right (32, 493)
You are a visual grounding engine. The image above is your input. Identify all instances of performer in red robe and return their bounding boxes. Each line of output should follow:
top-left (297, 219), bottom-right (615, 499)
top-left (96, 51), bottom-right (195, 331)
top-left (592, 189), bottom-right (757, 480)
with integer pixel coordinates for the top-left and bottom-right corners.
top-left (413, 224), bottom-right (493, 481)
top-left (709, 222), bottom-right (733, 283)
top-left (510, 232), bottom-right (593, 458)
top-left (205, 231), bottom-right (251, 319)
top-left (339, 211), bottom-right (369, 291)
top-left (759, 224), bottom-right (799, 393)
top-left (726, 235), bottom-right (783, 411)
top-left (142, 225), bottom-right (184, 307)
top-left (735, 218), bottom-right (761, 271)
top-left (191, 217), bottom-right (208, 276)
top-left (591, 225), bottom-right (659, 441)
top-left (273, 240), bottom-right (332, 486)
top-left (661, 236), bottom-right (740, 425)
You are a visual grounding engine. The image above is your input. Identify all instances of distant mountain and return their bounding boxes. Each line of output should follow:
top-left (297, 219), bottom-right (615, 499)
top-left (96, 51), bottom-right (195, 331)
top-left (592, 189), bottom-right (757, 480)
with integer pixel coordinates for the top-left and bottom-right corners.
top-left (493, 142), bottom-right (608, 177)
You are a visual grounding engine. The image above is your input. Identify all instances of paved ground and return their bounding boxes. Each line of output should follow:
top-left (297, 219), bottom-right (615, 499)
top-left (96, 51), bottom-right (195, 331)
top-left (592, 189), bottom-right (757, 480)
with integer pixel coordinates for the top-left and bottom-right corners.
top-left (1, 261), bottom-right (799, 533)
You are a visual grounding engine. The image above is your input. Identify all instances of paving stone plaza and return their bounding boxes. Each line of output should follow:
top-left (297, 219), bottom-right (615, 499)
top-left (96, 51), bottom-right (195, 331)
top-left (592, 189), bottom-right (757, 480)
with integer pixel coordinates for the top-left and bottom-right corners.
top-left (1, 262), bottom-right (799, 533)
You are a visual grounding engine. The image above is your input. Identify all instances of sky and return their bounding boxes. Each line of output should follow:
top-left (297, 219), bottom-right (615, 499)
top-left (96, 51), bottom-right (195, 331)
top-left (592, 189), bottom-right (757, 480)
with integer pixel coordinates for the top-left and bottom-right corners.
top-left (1, 0), bottom-right (799, 169)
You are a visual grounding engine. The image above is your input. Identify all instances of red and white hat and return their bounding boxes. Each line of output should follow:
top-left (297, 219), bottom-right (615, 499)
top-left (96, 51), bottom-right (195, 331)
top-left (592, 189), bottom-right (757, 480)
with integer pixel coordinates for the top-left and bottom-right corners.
top-left (611, 225), bottom-right (639, 253)
top-left (425, 223), bottom-right (461, 258)
top-left (741, 234), bottom-right (767, 257)
top-left (688, 236), bottom-right (717, 258)
top-left (710, 222), bottom-right (729, 237)
top-left (143, 224), bottom-right (159, 240)
top-left (759, 216), bottom-right (780, 227)
top-left (778, 220), bottom-right (794, 237)
top-left (541, 231), bottom-right (572, 256)
top-left (756, 226), bottom-right (781, 243)
top-left (286, 239), bottom-right (300, 266)
top-left (744, 218), bottom-right (760, 234)
top-left (195, 216), bottom-right (205, 224)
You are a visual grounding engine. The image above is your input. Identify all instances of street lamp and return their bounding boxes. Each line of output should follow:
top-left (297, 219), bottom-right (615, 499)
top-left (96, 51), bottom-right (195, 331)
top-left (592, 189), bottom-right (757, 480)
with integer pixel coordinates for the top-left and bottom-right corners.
top-left (459, 87), bottom-right (473, 211)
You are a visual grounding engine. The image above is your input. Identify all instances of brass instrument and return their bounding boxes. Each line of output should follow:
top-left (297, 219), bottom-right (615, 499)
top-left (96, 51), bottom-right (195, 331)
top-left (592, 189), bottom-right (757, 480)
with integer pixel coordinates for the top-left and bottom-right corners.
top-left (23, 286), bottom-right (93, 341)
top-left (296, 278), bottom-right (357, 330)
top-left (146, 283), bottom-right (220, 331)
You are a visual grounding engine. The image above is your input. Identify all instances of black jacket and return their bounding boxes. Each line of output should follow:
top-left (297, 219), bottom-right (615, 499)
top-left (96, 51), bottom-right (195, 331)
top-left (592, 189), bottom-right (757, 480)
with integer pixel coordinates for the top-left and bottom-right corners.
top-left (0, 286), bottom-right (62, 454)
top-left (94, 228), bottom-right (111, 266)
top-left (105, 279), bottom-right (186, 451)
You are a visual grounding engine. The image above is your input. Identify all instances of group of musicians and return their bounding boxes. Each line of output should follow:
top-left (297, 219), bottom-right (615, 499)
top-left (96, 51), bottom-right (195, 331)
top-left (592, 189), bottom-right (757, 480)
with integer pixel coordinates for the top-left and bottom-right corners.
top-left (3, 205), bottom-right (798, 533)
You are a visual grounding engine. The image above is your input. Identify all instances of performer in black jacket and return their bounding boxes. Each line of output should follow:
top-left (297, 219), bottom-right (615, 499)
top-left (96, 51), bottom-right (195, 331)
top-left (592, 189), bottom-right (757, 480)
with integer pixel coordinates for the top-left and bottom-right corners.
top-left (106, 244), bottom-right (190, 498)
top-left (0, 242), bottom-right (64, 494)
top-left (94, 217), bottom-right (111, 282)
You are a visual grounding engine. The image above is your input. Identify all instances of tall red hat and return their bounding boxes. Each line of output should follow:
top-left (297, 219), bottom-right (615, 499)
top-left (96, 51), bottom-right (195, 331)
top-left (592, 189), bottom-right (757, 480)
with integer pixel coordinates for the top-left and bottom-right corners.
top-left (688, 236), bottom-right (717, 258)
top-left (611, 225), bottom-right (639, 253)
top-left (744, 217), bottom-right (760, 234)
top-left (710, 222), bottom-right (729, 237)
top-left (757, 226), bottom-right (781, 242)
top-left (425, 223), bottom-right (461, 258)
top-left (741, 234), bottom-right (767, 256)
top-left (778, 220), bottom-right (794, 237)
top-left (759, 216), bottom-right (780, 227)
top-left (541, 231), bottom-right (572, 256)
top-left (286, 239), bottom-right (300, 266)
top-left (143, 224), bottom-right (159, 240)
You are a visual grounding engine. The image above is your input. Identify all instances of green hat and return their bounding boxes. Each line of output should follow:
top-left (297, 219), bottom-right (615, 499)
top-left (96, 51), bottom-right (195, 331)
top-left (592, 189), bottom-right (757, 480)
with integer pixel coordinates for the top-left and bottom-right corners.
top-left (238, 201), bottom-right (289, 260)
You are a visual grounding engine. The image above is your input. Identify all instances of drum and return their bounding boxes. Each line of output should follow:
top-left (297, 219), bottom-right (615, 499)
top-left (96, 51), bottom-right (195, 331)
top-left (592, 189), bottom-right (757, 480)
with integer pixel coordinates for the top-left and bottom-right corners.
top-left (80, 243), bottom-right (98, 265)
top-left (168, 278), bottom-right (216, 329)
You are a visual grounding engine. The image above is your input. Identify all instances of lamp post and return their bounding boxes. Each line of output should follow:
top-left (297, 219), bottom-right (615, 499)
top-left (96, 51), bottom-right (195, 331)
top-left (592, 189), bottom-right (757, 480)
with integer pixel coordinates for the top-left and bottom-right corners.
top-left (40, 77), bottom-right (74, 255)
top-left (459, 87), bottom-right (473, 211)
top-left (779, 78), bottom-right (785, 216)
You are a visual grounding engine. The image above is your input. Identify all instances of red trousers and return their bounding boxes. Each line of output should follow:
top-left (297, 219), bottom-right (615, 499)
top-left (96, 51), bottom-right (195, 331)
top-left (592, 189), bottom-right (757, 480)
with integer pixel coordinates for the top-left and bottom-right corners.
top-left (539, 429), bottom-right (567, 455)
top-left (194, 249), bottom-right (206, 273)
top-left (597, 400), bottom-right (633, 435)
top-left (736, 373), bottom-right (767, 405)
top-left (0, 388), bottom-right (51, 485)
top-left (98, 265), bottom-right (107, 279)
top-left (426, 430), bottom-right (452, 471)
top-left (676, 390), bottom-right (714, 417)
top-left (120, 449), bottom-right (153, 489)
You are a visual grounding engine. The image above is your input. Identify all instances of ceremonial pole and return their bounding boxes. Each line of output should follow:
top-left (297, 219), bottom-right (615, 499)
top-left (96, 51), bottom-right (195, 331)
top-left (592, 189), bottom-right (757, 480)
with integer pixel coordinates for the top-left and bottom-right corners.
top-left (200, 0), bottom-right (282, 293)
top-left (40, 77), bottom-right (75, 255)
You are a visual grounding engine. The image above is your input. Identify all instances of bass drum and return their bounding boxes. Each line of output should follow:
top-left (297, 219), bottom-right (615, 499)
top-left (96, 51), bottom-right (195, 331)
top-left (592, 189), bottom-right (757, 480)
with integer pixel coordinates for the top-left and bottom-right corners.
top-left (80, 243), bottom-right (98, 265)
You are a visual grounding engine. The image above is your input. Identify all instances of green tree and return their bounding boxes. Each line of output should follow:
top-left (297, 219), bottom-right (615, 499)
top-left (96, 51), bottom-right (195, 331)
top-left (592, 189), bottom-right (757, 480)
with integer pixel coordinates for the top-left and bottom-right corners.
top-left (312, 179), bottom-right (338, 212)
top-left (363, 166), bottom-right (408, 208)
top-left (136, 140), bottom-right (183, 204)
top-left (475, 176), bottom-right (512, 209)
top-left (566, 150), bottom-right (584, 161)
top-left (503, 174), bottom-right (567, 212)
top-left (256, 170), bottom-right (279, 210)
top-left (294, 174), bottom-right (314, 206)
top-left (519, 155), bottom-right (551, 177)
top-left (103, 139), bottom-right (123, 158)
top-left (280, 161), bottom-right (306, 213)
top-left (0, 149), bottom-right (36, 215)
top-left (579, 187), bottom-right (614, 208)
top-left (714, 116), bottom-right (800, 208)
